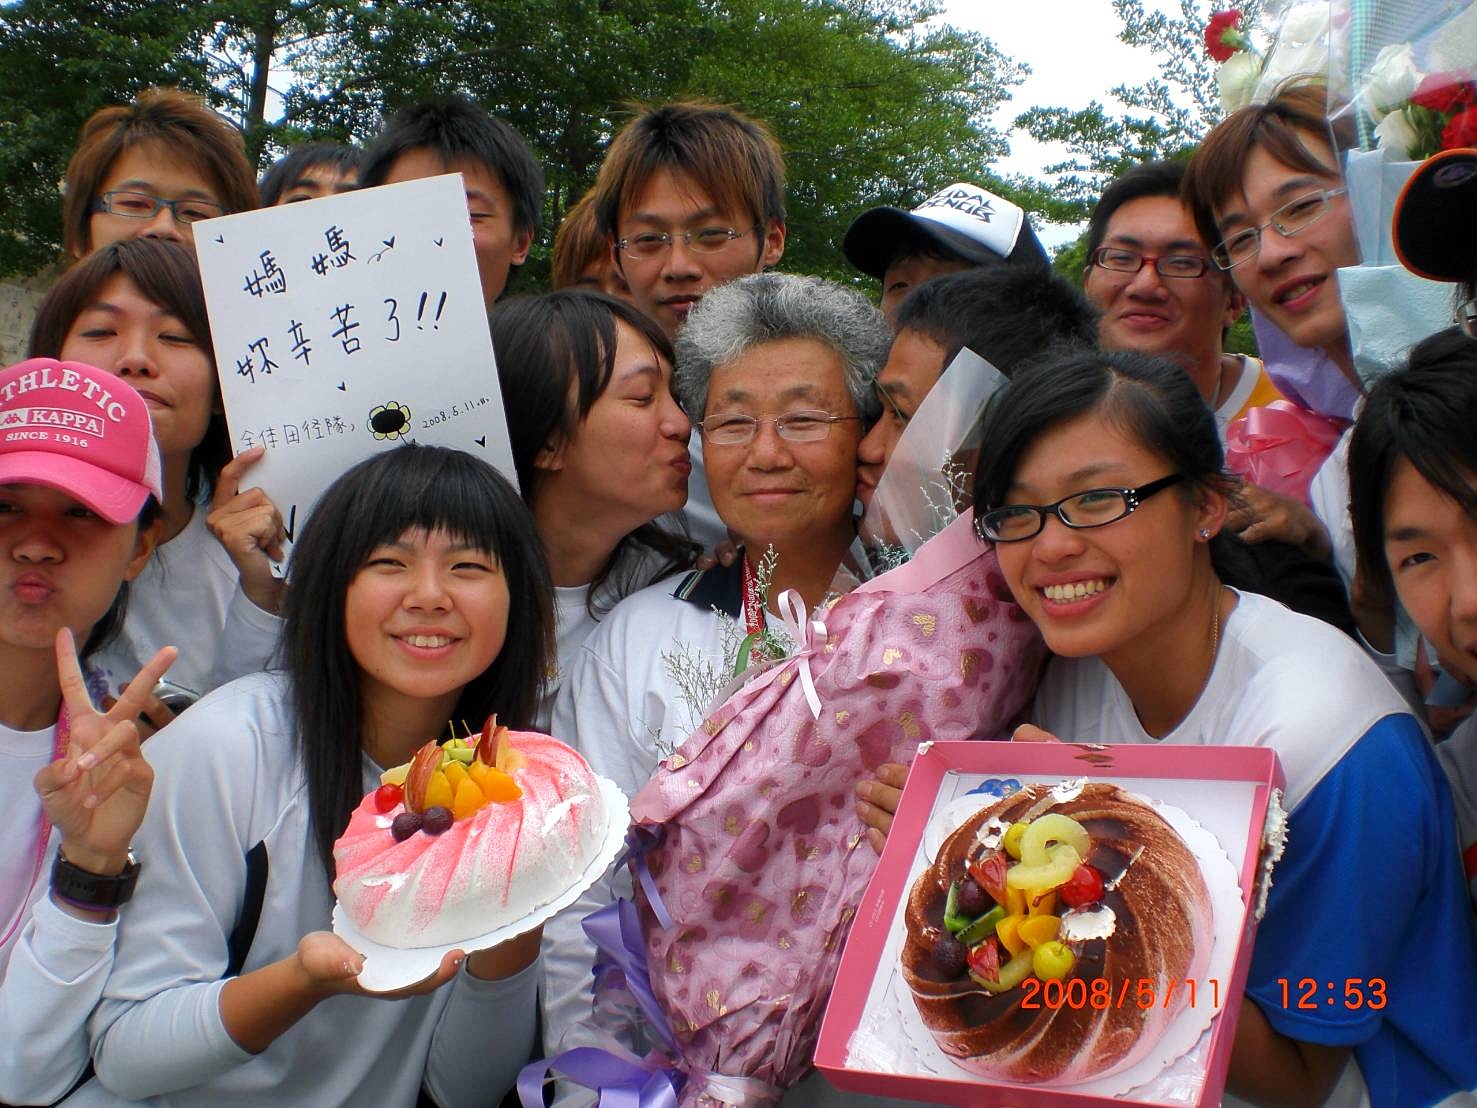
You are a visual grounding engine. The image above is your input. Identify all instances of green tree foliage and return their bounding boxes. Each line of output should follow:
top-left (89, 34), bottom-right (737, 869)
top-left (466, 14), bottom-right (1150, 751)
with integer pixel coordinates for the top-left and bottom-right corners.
top-left (1010, 0), bottom-right (1264, 224)
top-left (0, 0), bottom-right (1025, 283)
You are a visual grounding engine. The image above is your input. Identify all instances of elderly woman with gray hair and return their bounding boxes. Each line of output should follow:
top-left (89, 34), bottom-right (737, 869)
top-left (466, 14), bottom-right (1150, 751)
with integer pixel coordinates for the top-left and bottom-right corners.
top-left (540, 273), bottom-right (888, 1085)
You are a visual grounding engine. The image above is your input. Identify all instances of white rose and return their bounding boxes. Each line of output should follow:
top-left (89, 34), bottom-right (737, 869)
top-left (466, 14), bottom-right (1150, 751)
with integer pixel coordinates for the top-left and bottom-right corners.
top-left (1363, 43), bottom-right (1422, 120)
top-left (1219, 52), bottom-right (1264, 113)
top-left (1279, 2), bottom-right (1329, 44)
top-left (1258, 2), bottom-right (1331, 94)
top-left (1374, 108), bottom-right (1418, 159)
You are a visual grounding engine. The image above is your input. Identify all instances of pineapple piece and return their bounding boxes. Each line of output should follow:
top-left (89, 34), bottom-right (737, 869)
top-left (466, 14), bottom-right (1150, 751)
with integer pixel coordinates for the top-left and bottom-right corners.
top-left (380, 763), bottom-right (410, 787)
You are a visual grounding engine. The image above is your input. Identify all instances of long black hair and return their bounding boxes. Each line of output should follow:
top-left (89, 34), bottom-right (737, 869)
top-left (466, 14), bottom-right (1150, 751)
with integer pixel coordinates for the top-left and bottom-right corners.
top-left (971, 349), bottom-right (1257, 589)
top-left (491, 290), bottom-right (697, 610)
top-left (281, 444), bottom-right (554, 881)
top-left (1349, 327), bottom-right (1477, 604)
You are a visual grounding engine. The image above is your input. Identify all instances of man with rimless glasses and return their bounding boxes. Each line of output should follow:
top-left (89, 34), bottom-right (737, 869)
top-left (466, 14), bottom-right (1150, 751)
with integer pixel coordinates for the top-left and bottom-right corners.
top-left (590, 102), bottom-right (787, 343)
top-left (1182, 84), bottom-right (1366, 574)
top-left (1083, 161), bottom-right (1286, 435)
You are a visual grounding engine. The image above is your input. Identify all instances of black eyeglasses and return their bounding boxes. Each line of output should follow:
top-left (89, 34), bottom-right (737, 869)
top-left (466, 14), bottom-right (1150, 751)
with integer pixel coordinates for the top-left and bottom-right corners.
top-left (616, 224), bottom-right (759, 260)
top-left (978, 474), bottom-right (1184, 542)
top-left (1091, 247), bottom-right (1211, 279)
top-left (1212, 187), bottom-right (1348, 270)
top-left (1457, 296), bottom-right (1476, 340)
top-left (93, 190), bottom-right (226, 225)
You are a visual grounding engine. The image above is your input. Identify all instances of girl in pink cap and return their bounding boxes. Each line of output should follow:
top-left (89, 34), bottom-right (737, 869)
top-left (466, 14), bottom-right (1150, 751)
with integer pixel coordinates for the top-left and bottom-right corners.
top-left (28, 237), bottom-right (286, 720)
top-left (0, 357), bottom-right (178, 1103)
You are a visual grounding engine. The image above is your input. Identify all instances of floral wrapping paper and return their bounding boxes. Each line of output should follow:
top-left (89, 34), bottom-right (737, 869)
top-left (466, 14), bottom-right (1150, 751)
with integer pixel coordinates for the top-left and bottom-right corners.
top-left (626, 512), bottom-right (1048, 1104)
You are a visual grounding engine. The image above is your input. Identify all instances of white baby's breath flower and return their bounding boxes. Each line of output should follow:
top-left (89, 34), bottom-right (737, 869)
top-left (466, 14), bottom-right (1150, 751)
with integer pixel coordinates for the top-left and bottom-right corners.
top-left (1363, 43), bottom-right (1422, 120)
top-left (1373, 108), bottom-right (1418, 159)
top-left (1219, 51), bottom-right (1264, 113)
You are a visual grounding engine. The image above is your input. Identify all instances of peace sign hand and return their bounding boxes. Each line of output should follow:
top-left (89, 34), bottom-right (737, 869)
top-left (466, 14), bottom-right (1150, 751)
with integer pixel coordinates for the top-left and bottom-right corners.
top-left (33, 629), bottom-right (178, 878)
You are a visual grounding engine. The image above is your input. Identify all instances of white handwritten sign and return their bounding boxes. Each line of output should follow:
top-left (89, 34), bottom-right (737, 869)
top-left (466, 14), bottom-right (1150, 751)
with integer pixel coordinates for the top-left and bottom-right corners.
top-left (195, 174), bottom-right (516, 565)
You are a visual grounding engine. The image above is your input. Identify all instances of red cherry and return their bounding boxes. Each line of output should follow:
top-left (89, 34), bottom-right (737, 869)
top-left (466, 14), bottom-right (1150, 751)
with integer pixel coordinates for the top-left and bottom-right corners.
top-left (373, 783), bottom-right (403, 813)
top-left (1059, 864), bottom-right (1104, 908)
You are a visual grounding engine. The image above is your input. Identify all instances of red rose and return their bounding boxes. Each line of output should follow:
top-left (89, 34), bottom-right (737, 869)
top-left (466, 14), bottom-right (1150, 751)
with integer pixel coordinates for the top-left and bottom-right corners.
top-left (1205, 10), bottom-right (1244, 63)
top-left (1410, 72), bottom-right (1476, 115)
top-left (1442, 105), bottom-right (1477, 150)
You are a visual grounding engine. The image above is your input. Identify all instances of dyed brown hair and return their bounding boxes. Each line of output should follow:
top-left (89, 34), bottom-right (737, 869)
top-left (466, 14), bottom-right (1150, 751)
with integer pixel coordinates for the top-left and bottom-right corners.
top-left (591, 101), bottom-right (786, 248)
top-left (1182, 81), bottom-right (1354, 253)
top-left (62, 87), bottom-right (259, 256)
top-left (552, 190), bottom-right (610, 290)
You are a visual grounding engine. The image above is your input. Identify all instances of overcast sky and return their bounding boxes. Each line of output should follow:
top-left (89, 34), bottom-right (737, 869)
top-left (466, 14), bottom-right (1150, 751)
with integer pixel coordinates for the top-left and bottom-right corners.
top-left (940, 0), bottom-right (1176, 245)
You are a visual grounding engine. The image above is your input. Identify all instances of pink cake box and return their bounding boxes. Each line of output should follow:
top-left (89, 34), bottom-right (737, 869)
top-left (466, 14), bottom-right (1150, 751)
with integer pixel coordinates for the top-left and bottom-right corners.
top-left (814, 740), bottom-right (1286, 1107)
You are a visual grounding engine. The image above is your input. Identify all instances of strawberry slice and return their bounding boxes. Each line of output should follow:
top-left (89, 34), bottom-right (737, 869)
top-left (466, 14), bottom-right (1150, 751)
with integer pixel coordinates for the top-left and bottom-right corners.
top-left (968, 850), bottom-right (1008, 904)
top-left (403, 741), bottom-right (442, 813)
top-left (966, 936), bottom-right (1000, 982)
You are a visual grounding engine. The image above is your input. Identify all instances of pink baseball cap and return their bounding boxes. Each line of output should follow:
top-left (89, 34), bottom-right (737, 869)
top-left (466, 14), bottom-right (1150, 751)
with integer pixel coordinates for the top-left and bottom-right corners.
top-left (0, 358), bottom-right (163, 524)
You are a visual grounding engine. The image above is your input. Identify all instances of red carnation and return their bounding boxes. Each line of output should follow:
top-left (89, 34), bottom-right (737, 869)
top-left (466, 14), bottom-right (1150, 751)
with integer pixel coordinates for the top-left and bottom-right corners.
top-left (1442, 105), bottom-right (1477, 150)
top-left (1410, 72), bottom-right (1476, 115)
top-left (1205, 10), bottom-right (1245, 62)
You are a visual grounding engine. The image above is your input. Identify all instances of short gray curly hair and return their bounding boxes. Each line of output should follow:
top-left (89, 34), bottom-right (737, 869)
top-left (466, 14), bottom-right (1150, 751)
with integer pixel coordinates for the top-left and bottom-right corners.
top-left (674, 273), bottom-right (888, 419)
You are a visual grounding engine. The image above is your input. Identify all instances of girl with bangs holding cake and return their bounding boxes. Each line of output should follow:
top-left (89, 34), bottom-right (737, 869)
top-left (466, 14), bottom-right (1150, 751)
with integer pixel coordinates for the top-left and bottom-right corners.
top-left (86, 445), bottom-right (554, 1105)
top-left (28, 237), bottom-right (285, 717)
top-left (857, 349), bottom-right (1477, 1105)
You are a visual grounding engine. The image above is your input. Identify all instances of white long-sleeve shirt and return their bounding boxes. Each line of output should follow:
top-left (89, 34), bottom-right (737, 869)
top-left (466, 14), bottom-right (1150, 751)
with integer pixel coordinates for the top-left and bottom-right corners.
top-left (85, 672), bottom-right (537, 1106)
top-left (0, 715), bottom-right (123, 1105)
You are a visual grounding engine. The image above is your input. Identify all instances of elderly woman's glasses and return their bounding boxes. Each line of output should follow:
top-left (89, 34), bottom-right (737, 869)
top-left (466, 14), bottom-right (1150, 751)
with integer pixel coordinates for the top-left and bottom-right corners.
top-left (698, 410), bottom-right (861, 446)
top-left (1212, 187), bottom-right (1347, 270)
top-left (1458, 297), bottom-right (1476, 339)
top-left (978, 474), bottom-right (1184, 542)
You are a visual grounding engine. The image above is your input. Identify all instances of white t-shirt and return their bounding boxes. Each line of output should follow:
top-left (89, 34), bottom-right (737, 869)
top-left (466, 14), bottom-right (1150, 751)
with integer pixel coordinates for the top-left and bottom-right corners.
top-left (87, 503), bottom-right (281, 703)
top-left (1033, 590), bottom-right (1409, 810)
top-left (1437, 713), bottom-right (1477, 912)
top-left (86, 672), bottom-right (538, 1106)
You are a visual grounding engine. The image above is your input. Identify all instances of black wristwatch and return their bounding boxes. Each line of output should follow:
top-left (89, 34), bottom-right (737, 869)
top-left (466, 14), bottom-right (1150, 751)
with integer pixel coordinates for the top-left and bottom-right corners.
top-left (51, 850), bottom-right (141, 911)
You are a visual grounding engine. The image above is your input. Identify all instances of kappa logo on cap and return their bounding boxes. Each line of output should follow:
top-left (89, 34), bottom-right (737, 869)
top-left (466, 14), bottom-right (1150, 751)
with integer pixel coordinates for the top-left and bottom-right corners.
top-left (3, 406), bottom-right (107, 437)
top-left (918, 186), bottom-right (997, 225)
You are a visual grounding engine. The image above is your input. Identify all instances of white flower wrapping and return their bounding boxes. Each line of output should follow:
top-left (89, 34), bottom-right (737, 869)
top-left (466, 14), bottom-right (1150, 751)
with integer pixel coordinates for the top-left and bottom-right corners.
top-left (1363, 43), bottom-right (1423, 121)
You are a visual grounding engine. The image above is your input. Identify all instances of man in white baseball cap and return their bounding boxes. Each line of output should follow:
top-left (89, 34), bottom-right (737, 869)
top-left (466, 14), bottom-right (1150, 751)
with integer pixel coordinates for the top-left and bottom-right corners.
top-left (842, 181), bottom-right (1048, 322)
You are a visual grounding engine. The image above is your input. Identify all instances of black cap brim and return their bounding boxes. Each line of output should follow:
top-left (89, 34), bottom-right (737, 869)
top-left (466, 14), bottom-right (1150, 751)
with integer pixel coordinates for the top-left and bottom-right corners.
top-left (1393, 148), bottom-right (1477, 283)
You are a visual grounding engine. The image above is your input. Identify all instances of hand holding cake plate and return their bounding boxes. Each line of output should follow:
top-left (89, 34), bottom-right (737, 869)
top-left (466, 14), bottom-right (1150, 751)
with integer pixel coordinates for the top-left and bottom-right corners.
top-left (330, 720), bottom-right (630, 993)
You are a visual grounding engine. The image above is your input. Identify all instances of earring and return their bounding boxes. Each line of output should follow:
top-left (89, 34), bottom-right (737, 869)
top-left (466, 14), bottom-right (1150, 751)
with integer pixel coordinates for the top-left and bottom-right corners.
top-left (1198, 528), bottom-right (1211, 540)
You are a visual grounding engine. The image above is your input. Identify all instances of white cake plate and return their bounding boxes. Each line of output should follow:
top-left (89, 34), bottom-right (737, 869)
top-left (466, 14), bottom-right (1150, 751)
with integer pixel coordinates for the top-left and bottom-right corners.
top-left (332, 776), bottom-right (629, 992)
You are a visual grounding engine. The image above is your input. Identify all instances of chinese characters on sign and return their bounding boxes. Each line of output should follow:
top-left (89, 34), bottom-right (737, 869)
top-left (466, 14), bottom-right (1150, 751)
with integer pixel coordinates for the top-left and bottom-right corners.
top-left (195, 174), bottom-right (517, 567)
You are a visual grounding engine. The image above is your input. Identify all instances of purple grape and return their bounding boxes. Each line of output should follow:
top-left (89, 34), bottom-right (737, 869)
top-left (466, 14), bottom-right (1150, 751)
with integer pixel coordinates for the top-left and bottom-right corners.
top-left (932, 936), bottom-right (968, 978)
top-left (421, 806), bottom-right (453, 835)
top-left (391, 811), bottom-right (423, 841)
top-left (955, 878), bottom-right (989, 917)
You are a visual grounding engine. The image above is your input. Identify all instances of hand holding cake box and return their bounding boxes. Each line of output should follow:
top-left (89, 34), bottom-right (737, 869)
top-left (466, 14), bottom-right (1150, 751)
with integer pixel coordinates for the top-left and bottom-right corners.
top-left (334, 717), bottom-right (622, 955)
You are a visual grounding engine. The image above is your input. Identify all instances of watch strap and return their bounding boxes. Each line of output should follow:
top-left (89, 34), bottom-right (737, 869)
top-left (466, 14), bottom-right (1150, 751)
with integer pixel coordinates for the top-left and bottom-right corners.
top-left (51, 850), bottom-right (140, 910)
